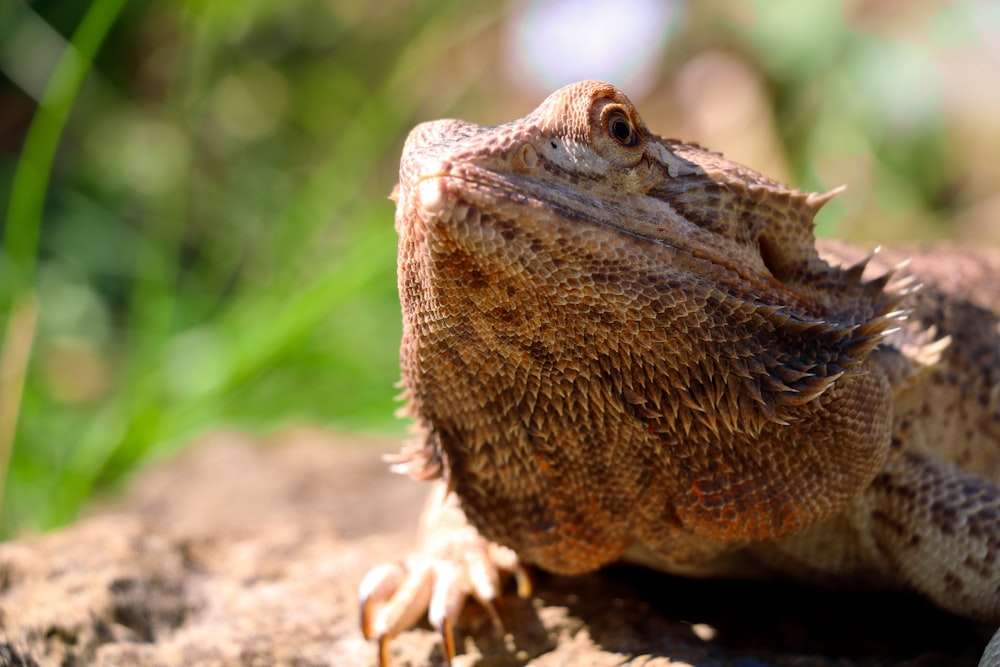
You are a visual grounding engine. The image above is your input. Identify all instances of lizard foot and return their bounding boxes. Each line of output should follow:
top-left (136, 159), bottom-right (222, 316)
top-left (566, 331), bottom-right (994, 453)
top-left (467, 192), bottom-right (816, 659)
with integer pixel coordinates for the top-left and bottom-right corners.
top-left (360, 481), bottom-right (530, 666)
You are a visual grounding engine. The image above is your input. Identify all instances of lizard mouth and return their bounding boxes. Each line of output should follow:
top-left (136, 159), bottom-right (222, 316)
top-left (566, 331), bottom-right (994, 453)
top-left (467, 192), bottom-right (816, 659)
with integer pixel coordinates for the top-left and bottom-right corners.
top-left (413, 163), bottom-right (681, 244)
top-left (415, 163), bottom-right (549, 212)
top-left (409, 166), bottom-right (825, 307)
top-left (409, 164), bottom-right (770, 299)
top-left (411, 166), bottom-right (774, 296)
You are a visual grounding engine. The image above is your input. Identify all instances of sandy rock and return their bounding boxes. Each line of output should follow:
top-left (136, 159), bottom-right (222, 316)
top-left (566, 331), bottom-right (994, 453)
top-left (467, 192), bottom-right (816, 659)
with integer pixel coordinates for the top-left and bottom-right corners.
top-left (0, 429), bottom-right (990, 666)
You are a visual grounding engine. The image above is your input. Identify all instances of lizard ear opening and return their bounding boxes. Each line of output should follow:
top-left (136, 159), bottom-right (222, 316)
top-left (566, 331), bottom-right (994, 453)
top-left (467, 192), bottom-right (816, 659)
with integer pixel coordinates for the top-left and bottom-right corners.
top-left (757, 234), bottom-right (786, 282)
top-left (751, 186), bottom-right (847, 286)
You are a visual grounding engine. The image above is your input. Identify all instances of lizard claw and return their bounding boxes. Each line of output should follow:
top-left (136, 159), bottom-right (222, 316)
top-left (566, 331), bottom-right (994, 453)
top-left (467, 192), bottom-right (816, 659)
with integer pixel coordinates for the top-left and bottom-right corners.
top-left (360, 482), bottom-right (528, 666)
top-left (360, 561), bottom-right (430, 659)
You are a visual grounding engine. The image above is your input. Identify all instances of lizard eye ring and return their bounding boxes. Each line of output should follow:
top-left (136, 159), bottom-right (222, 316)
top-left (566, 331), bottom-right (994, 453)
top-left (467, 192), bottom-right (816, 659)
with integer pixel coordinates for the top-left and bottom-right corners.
top-left (606, 109), bottom-right (638, 147)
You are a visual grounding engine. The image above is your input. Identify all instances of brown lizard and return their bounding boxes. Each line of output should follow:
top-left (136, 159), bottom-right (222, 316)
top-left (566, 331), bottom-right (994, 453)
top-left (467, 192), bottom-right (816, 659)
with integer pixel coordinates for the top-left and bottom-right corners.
top-left (360, 80), bottom-right (1000, 666)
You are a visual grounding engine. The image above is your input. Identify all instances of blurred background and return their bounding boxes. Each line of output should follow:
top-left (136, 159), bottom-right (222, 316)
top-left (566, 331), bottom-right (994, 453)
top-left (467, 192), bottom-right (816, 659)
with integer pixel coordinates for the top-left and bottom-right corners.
top-left (0, 0), bottom-right (998, 538)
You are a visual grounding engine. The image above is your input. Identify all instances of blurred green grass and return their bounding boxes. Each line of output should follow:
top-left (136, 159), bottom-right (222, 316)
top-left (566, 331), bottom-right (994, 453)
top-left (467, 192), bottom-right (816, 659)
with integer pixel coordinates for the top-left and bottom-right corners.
top-left (1, 0), bottom-right (998, 537)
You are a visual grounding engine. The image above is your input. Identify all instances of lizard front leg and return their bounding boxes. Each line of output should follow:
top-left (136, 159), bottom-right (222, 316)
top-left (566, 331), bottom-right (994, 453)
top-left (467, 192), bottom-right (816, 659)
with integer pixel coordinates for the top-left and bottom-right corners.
top-left (863, 451), bottom-right (1000, 665)
top-left (983, 631), bottom-right (1000, 667)
top-left (359, 480), bottom-right (529, 666)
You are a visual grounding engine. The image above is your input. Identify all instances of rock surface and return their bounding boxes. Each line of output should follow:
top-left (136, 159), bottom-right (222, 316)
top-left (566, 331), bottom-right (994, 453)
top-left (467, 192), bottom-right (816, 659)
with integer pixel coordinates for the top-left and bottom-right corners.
top-left (0, 429), bottom-right (990, 666)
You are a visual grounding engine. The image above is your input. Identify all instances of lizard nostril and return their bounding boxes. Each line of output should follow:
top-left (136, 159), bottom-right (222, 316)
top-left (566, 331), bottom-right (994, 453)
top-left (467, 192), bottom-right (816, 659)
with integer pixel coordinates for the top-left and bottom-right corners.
top-left (515, 143), bottom-right (538, 172)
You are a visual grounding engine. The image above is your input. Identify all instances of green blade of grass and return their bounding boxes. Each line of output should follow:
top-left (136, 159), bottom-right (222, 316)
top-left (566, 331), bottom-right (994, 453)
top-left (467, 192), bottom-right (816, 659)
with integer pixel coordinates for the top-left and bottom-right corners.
top-left (1, 0), bottom-right (127, 529)
top-left (3, 0), bottom-right (128, 303)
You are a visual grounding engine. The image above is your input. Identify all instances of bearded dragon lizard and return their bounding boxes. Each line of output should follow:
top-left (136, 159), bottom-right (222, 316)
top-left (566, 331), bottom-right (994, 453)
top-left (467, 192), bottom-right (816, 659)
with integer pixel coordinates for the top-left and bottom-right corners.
top-left (360, 80), bottom-right (1000, 666)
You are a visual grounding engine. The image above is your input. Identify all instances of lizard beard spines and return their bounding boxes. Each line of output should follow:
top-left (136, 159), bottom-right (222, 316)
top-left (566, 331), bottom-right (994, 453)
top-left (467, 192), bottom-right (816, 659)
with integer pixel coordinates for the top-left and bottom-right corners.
top-left (812, 252), bottom-right (915, 364)
top-left (387, 405), bottom-right (445, 481)
top-left (741, 294), bottom-right (903, 426)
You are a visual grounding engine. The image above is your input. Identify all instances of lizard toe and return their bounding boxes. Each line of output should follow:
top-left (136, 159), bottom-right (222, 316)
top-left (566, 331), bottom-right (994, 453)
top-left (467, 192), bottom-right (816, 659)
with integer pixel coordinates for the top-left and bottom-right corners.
top-left (359, 559), bottom-right (434, 665)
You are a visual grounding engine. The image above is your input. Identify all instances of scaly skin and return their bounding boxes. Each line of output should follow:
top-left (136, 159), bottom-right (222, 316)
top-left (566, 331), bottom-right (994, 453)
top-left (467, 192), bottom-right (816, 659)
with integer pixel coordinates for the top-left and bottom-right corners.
top-left (360, 81), bottom-right (1000, 666)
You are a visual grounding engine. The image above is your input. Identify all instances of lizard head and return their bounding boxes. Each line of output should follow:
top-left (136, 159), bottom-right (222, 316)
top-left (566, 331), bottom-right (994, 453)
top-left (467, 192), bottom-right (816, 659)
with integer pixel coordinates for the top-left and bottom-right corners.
top-left (397, 80), bottom-right (896, 313)
top-left (395, 80), bottom-right (902, 399)
top-left (393, 81), bottom-right (903, 547)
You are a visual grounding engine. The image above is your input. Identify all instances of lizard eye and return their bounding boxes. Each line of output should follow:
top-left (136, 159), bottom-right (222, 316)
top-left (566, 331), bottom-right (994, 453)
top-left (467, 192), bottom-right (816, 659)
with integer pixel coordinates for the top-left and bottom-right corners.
top-left (606, 110), bottom-right (638, 147)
